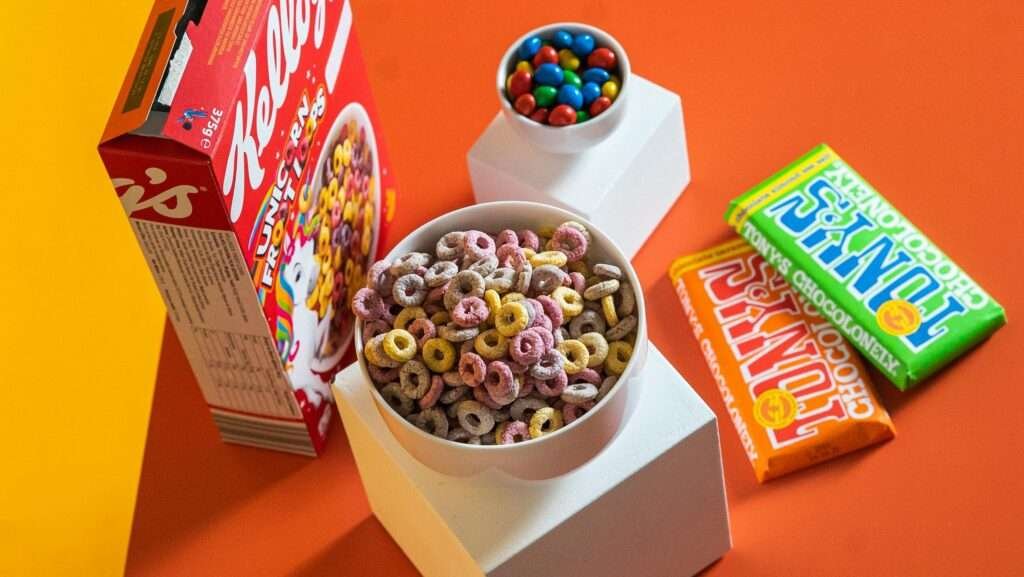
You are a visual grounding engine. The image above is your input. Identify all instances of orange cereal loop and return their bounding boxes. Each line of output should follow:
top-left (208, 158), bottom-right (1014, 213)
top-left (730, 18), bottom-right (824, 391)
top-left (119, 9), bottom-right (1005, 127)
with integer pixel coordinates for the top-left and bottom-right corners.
top-left (332, 246), bottom-right (342, 270)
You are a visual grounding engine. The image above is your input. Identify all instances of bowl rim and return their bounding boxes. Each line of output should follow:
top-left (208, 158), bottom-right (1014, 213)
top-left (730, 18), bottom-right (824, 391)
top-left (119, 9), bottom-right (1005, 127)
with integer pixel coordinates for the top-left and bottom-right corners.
top-left (355, 201), bottom-right (647, 451)
top-left (496, 22), bottom-right (631, 133)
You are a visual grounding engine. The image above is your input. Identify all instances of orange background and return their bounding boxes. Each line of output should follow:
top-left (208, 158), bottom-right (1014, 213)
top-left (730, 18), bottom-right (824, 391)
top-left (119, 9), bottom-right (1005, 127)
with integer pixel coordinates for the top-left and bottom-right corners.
top-left (4, 0), bottom-right (1020, 575)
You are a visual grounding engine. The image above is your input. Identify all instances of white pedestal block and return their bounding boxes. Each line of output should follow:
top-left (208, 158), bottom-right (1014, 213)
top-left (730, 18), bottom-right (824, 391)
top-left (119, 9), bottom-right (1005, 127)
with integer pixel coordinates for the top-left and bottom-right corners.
top-left (467, 75), bottom-right (691, 259)
top-left (333, 345), bottom-right (731, 577)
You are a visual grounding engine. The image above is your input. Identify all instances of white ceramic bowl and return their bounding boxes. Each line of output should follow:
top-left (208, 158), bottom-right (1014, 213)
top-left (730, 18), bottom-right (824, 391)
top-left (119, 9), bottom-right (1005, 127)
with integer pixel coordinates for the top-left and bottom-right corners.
top-left (354, 202), bottom-right (648, 480)
top-left (497, 23), bottom-right (631, 155)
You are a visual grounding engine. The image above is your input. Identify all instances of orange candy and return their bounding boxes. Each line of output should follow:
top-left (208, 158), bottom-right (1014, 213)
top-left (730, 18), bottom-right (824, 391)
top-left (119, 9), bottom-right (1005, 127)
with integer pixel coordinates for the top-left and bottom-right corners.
top-left (669, 239), bottom-right (895, 482)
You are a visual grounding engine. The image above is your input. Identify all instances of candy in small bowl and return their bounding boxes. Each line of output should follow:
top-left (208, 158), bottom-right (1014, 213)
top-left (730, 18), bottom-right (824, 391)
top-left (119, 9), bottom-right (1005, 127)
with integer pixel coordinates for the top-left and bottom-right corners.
top-left (497, 23), bottom-right (630, 154)
top-left (350, 202), bottom-right (647, 479)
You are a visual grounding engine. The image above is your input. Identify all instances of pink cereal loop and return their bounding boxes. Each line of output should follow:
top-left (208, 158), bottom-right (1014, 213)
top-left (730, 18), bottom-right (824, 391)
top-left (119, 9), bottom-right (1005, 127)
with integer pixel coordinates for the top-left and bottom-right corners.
top-left (569, 272), bottom-right (586, 293)
top-left (496, 243), bottom-right (524, 268)
top-left (418, 375), bottom-right (444, 410)
top-left (529, 326), bottom-right (554, 350)
top-left (484, 361), bottom-right (518, 406)
top-left (458, 352), bottom-right (487, 387)
top-left (407, 318), bottom-right (437, 348)
top-left (451, 296), bottom-right (489, 327)
top-left (366, 260), bottom-right (390, 290)
top-left (534, 370), bottom-right (567, 397)
top-left (509, 330), bottom-right (544, 365)
top-left (367, 364), bottom-right (399, 384)
top-left (496, 229), bottom-right (519, 248)
top-left (536, 295), bottom-right (564, 327)
top-left (570, 368), bottom-right (601, 385)
top-left (463, 230), bottom-right (496, 261)
top-left (473, 385), bottom-right (503, 410)
top-left (551, 225), bottom-right (588, 262)
top-left (361, 319), bottom-right (390, 343)
top-left (516, 229), bottom-right (540, 251)
top-left (499, 420), bottom-right (529, 444)
top-left (562, 401), bottom-right (595, 424)
top-left (352, 288), bottom-right (385, 320)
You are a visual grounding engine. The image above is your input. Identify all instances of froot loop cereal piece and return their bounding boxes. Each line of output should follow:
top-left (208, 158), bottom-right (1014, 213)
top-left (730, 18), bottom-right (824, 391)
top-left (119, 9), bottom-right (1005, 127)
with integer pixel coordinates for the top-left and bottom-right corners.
top-left (725, 144), bottom-right (1005, 389)
top-left (356, 223), bottom-right (640, 443)
top-left (509, 29), bottom-right (623, 126)
top-left (669, 238), bottom-right (896, 482)
top-left (583, 278), bottom-right (619, 301)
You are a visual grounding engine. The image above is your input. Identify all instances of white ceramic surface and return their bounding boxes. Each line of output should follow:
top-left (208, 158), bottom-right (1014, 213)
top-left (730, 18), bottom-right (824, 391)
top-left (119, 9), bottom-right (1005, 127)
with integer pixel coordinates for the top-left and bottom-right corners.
top-left (496, 23), bottom-right (630, 154)
top-left (352, 202), bottom-right (648, 479)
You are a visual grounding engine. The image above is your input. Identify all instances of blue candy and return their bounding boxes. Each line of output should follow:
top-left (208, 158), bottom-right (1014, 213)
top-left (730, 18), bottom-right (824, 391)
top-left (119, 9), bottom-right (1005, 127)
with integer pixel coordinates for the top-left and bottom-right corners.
top-left (534, 63), bottom-right (564, 87)
top-left (517, 36), bottom-right (542, 60)
top-left (571, 33), bottom-right (595, 57)
top-left (552, 29), bottom-right (574, 50)
top-left (581, 82), bottom-right (601, 106)
top-left (581, 68), bottom-right (610, 85)
top-left (557, 84), bottom-right (584, 110)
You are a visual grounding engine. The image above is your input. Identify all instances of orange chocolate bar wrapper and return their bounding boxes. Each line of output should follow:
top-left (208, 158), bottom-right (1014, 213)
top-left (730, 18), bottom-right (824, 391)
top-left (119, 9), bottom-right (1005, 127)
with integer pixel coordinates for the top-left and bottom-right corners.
top-left (669, 239), bottom-right (895, 482)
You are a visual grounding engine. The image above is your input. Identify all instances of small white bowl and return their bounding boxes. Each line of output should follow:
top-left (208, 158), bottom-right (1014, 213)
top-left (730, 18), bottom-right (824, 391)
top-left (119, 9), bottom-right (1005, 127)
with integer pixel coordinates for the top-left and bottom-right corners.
top-left (497, 23), bottom-right (631, 155)
top-left (354, 202), bottom-right (647, 480)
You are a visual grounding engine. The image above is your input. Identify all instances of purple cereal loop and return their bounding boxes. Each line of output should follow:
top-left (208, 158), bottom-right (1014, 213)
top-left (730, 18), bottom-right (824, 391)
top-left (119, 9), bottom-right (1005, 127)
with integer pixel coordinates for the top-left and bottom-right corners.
top-left (473, 385), bottom-right (503, 410)
top-left (506, 360), bottom-right (528, 374)
top-left (536, 295), bottom-right (564, 327)
top-left (569, 367), bottom-right (601, 385)
top-left (534, 370), bottom-right (567, 397)
top-left (458, 352), bottom-right (487, 387)
top-left (498, 420), bottom-right (529, 444)
top-left (484, 361), bottom-right (519, 406)
top-left (570, 309), bottom-right (607, 338)
top-left (509, 330), bottom-right (544, 365)
top-left (418, 375), bottom-right (444, 409)
top-left (516, 229), bottom-right (540, 251)
top-left (380, 299), bottom-right (404, 324)
top-left (452, 296), bottom-right (489, 327)
top-left (596, 375), bottom-right (618, 401)
top-left (569, 271), bottom-right (586, 293)
top-left (496, 229), bottom-right (519, 248)
top-left (367, 364), bottom-right (399, 384)
top-left (463, 230), bottom-right (496, 261)
top-left (392, 274), bottom-right (427, 306)
top-left (407, 317), bottom-right (437, 348)
top-left (526, 299), bottom-right (549, 329)
top-left (361, 319), bottom-right (390, 343)
top-left (551, 225), bottom-right (588, 262)
top-left (352, 288), bottom-right (385, 320)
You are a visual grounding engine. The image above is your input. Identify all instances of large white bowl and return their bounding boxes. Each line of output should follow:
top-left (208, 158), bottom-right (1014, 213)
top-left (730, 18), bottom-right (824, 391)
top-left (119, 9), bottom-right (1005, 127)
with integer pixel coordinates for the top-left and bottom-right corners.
top-left (497, 23), bottom-right (631, 155)
top-left (354, 202), bottom-right (648, 480)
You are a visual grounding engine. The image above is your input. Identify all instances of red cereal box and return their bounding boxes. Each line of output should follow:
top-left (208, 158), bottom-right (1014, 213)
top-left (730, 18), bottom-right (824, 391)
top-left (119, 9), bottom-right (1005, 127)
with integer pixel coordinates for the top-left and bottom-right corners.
top-left (98, 0), bottom-right (398, 456)
top-left (670, 239), bottom-right (895, 481)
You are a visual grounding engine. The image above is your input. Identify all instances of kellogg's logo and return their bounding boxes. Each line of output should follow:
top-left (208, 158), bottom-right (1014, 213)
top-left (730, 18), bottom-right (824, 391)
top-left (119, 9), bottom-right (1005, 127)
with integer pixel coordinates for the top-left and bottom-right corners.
top-left (112, 167), bottom-right (199, 219)
top-left (223, 0), bottom-right (327, 223)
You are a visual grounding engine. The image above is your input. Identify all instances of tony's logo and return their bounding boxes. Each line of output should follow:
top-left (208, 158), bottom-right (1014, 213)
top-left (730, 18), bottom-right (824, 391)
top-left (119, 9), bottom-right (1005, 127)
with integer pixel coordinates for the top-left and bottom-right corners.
top-left (111, 167), bottom-right (199, 219)
top-left (177, 107), bottom-right (209, 131)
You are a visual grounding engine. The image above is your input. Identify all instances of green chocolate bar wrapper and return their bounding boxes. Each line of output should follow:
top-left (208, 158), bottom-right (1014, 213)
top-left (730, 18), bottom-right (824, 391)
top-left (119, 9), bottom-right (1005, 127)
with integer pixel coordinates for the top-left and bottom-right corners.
top-left (725, 144), bottom-right (1005, 389)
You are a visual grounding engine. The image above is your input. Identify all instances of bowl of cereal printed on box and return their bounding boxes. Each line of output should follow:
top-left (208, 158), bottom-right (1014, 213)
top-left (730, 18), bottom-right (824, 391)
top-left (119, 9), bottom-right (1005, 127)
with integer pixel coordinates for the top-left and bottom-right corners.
top-left (349, 202), bottom-right (647, 479)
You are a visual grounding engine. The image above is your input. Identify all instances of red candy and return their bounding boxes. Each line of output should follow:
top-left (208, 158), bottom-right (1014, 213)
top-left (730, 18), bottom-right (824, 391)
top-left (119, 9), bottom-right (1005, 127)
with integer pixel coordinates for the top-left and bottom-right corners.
top-left (548, 104), bottom-right (577, 126)
top-left (530, 107), bottom-right (550, 124)
top-left (532, 45), bottom-right (558, 67)
top-left (589, 96), bottom-right (612, 117)
top-left (514, 93), bottom-right (536, 116)
top-left (508, 70), bottom-right (533, 99)
top-left (586, 47), bottom-right (616, 70)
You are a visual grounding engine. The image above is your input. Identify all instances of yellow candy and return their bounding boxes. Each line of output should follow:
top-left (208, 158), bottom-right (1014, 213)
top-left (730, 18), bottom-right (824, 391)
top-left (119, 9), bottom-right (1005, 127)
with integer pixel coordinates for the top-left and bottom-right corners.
top-left (601, 294), bottom-right (619, 327)
top-left (606, 340), bottom-right (633, 375)
top-left (528, 407), bottom-right (563, 439)
top-left (382, 329), bottom-right (417, 362)
top-left (394, 306), bottom-right (426, 331)
top-left (495, 302), bottom-right (529, 337)
top-left (557, 339), bottom-right (590, 375)
top-left (557, 48), bottom-right (579, 71)
top-left (602, 79), bottom-right (619, 100)
top-left (515, 60), bottom-right (533, 74)
top-left (530, 250), bottom-right (567, 268)
top-left (422, 338), bottom-right (456, 373)
top-left (551, 286), bottom-right (584, 318)
top-left (475, 329), bottom-right (509, 360)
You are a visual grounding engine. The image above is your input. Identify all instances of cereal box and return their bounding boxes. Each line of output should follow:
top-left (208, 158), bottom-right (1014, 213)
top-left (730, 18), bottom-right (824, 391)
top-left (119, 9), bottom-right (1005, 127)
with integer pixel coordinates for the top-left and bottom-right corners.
top-left (725, 144), bottom-right (1006, 389)
top-left (98, 0), bottom-right (398, 455)
top-left (670, 239), bottom-right (895, 481)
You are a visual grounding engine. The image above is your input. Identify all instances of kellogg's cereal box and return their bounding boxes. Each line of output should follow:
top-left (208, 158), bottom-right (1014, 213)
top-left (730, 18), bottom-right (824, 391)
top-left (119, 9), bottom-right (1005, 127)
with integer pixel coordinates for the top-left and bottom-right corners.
top-left (670, 239), bottom-right (895, 481)
top-left (98, 0), bottom-right (398, 455)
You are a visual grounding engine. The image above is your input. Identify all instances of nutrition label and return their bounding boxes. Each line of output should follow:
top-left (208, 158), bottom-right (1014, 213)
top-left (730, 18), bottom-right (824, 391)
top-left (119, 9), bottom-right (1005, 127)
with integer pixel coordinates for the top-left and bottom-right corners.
top-left (130, 219), bottom-right (301, 420)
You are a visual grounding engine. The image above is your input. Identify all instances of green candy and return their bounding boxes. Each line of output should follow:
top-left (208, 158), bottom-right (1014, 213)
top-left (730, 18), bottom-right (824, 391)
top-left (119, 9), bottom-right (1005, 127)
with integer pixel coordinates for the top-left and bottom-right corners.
top-left (533, 85), bottom-right (557, 108)
top-left (575, 110), bottom-right (590, 123)
top-left (562, 69), bottom-right (581, 88)
top-left (725, 144), bottom-right (1006, 389)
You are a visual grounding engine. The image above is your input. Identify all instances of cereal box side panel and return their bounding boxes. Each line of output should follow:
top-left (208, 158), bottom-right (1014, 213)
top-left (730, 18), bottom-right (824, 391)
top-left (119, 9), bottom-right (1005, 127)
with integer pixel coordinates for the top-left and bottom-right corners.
top-left (99, 136), bottom-right (324, 456)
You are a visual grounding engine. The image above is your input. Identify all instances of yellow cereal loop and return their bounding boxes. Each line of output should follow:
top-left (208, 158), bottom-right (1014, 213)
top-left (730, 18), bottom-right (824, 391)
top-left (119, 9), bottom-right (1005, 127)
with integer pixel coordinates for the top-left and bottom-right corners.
top-left (318, 186), bottom-right (329, 211)
top-left (341, 138), bottom-right (353, 167)
top-left (298, 185), bottom-right (312, 212)
top-left (317, 288), bottom-right (331, 318)
top-left (557, 339), bottom-right (590, 375)
top-left (501, 292), bottom-right (526, 304)
top-left (551, 286), bottom-right (584, 318)
top-left (495, 302), bottom-right (529, 337)
top-left (394, 306), bottom-right (426, 331)
top-left (529, 407), bottom-right (563, 438)
top-left (344, 259), bottom-right (355, 283)
top-left (606, 340), bottom-right (634, 375)
top-left (361, 223), bottom-right (372, 255)
top-left (601, 294), bottom-right (619, 326)
top-left (567, 260), bottom-right (590, 276)
top-left (484, 289), bottom-right (502, 320)
top-left (363, 202), bottom-right (374, 227)
top-left (579, 332), bottom-right (609, 368)
top-left (328, 178), bottom-right (339, 205)
top-left (475, 329), bottom-right (509, 360)
top-left (530, 250), bottom-right (568, 268)
top-left (271, 219), bottom-right (285, 246)
top-left (523, 247), bottom-right (537, 260)
top-left (430, 311), bottom-right (450, 325)
top-left (343, 200), bottom-right (355, 223)
top-left (332, 144), bottom-right (344, 174)
top-left (305, 283), bottom-right (320, 309)
top-left (495, 422), bottom-right (510, 445)
top-left (332, 246), bottom-right (342, 270)
top-left (382, 329), bottom-right (417, 362)
top-left (537, 225), bottom-right (557, 238)
top-left (305, 116), bottom-right (316, 138)
top-left (422, 338), bottom-right (456, 373)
